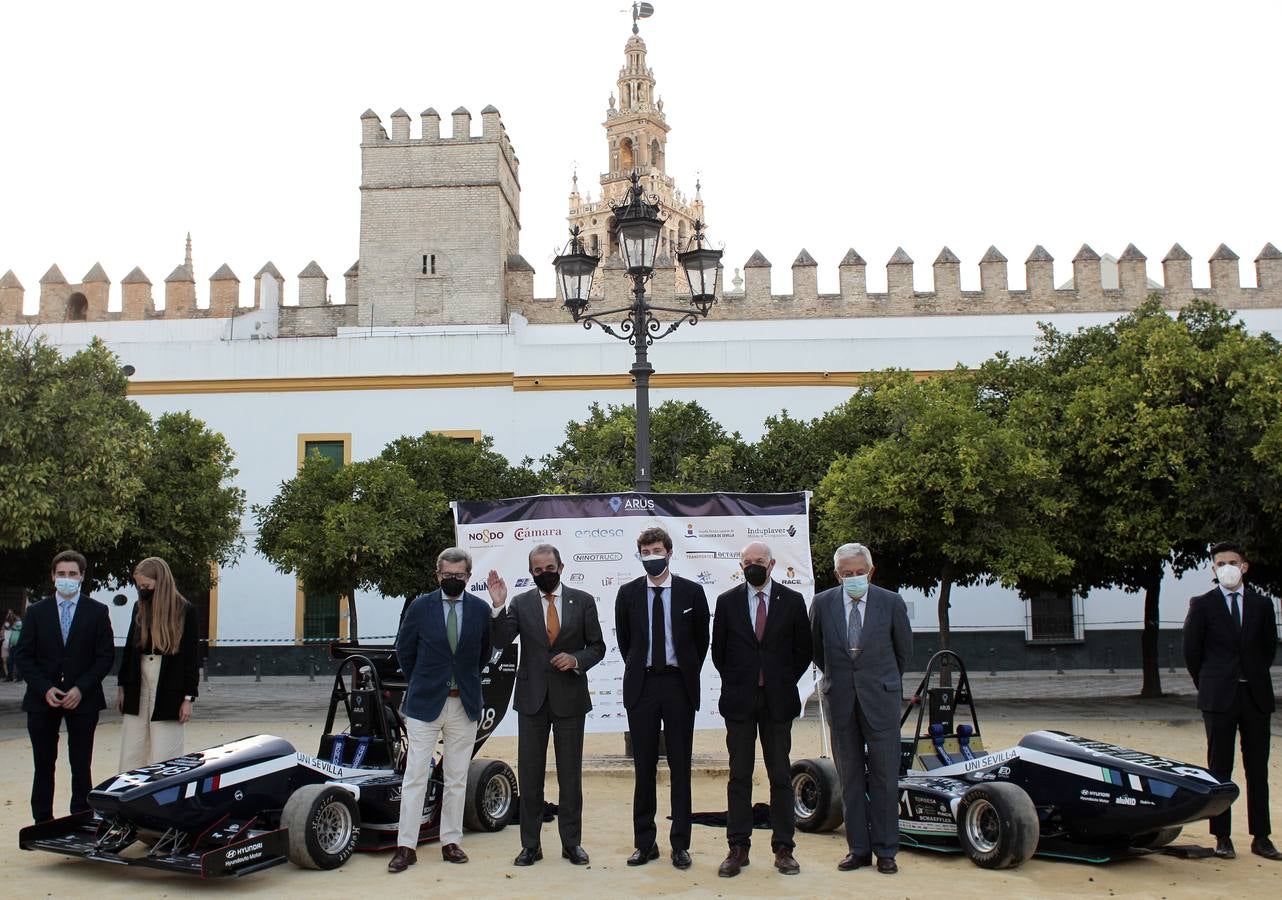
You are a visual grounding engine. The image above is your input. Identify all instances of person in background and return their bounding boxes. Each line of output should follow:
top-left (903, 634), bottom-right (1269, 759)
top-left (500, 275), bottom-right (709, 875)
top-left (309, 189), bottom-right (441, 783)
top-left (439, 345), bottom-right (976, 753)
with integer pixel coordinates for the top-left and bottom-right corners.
top-left (117, 557), bottom-right (201, 772)
top-left (6, 609), bottom-right (21, 681)
top-left (14, 550), bottom-right (114, 822)
top-left (1, 610), bottom-right (15, 680)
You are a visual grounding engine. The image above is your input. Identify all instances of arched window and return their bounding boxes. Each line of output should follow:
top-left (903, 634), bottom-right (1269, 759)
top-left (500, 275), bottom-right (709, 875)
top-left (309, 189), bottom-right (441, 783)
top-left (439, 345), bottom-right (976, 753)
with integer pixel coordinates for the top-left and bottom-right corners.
top-left (650, 139), bottom-right (663, 172)
top-left (620, 138), bottom-right (634, 171)
top-left (66, 292), bottom-right (88, 321)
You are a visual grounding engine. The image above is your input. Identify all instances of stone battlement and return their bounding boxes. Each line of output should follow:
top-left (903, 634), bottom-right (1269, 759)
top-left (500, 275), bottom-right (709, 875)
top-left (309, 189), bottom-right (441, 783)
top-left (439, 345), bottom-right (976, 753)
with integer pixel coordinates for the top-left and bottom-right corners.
top-left (510, 242), bottom-right (1282, 324)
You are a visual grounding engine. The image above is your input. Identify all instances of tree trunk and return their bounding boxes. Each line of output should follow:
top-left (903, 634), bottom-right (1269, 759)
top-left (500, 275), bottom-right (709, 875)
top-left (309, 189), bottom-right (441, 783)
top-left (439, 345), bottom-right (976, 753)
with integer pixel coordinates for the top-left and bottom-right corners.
top-left (347, 575), bottom-right (360, 643)
top-left (1139, 566), bottom-right (1162, 699)
top-left (938, 563), bottom-right (955, 688)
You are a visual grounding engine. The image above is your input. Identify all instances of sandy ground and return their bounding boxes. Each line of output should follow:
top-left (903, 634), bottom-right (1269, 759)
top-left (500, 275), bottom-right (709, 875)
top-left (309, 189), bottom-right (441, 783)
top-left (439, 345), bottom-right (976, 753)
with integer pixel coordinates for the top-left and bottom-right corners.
top-left (2, 713), bottom-right (1279, 899)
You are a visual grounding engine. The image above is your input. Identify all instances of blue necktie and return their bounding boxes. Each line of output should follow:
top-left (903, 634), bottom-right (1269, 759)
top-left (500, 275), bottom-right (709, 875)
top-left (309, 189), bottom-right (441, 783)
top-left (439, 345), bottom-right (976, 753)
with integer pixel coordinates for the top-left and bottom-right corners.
top-left (59, 600), bottom-right (74, 643)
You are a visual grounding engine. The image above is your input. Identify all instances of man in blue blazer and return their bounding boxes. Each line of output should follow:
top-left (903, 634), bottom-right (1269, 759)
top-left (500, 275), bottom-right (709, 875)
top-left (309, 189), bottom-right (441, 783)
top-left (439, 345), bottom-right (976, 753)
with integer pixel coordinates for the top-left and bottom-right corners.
top-left (15, 549), bottom-right (115, 823)
top-left (388, 547), bottom-right (492, 873)
top-left (811, 542), bottom-right (912, 875)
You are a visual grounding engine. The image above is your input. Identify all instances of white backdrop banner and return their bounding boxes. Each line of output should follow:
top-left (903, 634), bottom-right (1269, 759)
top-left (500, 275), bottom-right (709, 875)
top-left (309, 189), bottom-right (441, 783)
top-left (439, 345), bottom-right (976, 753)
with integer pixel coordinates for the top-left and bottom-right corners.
top-left (452, 491), bottom-right (813, 735)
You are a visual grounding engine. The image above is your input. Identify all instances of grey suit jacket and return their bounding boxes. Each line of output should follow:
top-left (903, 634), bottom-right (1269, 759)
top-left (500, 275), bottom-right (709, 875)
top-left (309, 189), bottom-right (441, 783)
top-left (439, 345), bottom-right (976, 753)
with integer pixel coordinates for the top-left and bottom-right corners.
top-left (810, 583), bottom-right (913, 736)
top-left (492, 585), bottom-right (606, 718)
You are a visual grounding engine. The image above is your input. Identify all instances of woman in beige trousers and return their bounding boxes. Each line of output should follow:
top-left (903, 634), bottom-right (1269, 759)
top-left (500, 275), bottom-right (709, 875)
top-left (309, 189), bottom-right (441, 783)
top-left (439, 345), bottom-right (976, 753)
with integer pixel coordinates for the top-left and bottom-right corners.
top-left (117, 557), bottom-right (201, 772)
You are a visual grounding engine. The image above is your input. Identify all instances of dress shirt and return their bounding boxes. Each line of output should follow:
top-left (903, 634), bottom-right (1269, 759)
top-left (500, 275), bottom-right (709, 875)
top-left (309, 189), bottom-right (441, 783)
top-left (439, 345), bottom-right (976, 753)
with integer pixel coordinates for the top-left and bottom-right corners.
top-left (646, 573), bottom-right (679, 667)
top-left (747, 580), bottom-right (772, 621)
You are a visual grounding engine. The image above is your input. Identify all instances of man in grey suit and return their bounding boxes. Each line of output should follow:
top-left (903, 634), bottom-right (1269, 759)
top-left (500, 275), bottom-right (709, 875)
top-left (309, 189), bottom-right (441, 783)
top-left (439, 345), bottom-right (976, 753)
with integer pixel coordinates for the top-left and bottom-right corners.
top-left (487, 544), bottom-right (606, 866)
top-left (810, 542), bottom-right (912, 875)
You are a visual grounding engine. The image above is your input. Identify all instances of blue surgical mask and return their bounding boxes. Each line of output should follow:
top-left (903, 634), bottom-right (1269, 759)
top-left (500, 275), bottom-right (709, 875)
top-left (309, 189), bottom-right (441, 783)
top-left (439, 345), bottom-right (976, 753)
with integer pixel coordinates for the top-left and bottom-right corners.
top-left (641, 555), bottom-right (668, 577)
top-left (55, 577), bottom-right (81, 598)
top-left (842, 574), bottom-right (869, 599)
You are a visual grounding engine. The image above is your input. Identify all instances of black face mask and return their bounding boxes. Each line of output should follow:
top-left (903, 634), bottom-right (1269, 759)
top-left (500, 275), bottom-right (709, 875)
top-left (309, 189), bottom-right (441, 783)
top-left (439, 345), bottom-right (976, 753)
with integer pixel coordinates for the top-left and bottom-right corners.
top-left (137, 587), bottom-right (155, 603)
top-left (742, 564), bottom-right (769, 588)
top-left (642, 556), bottom-right (669, 577)
top-left (439, 576), bottom-right (467, 598)
top-left (533, 570), bottom-right (561, 593)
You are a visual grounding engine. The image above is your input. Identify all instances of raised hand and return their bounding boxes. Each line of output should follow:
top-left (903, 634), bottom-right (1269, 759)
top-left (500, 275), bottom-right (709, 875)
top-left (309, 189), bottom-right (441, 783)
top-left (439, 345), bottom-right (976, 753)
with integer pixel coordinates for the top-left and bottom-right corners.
top-left (487, 569), bottom-right (508, 607)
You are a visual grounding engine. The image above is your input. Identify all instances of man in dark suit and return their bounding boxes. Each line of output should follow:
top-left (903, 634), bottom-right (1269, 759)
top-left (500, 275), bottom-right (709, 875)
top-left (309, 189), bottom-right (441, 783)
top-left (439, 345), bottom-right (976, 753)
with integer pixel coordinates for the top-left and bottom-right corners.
top-left (14, 550), bottom-right (115, 823)
top-left (388, 547), bottom-right (492, 873)
top-left (811, 542), bottom-right (912, 875)
top-left (486, 543), bottom-right (606, 866)
top-left (1183, 541), bottom-right (1280, 861)
top-left (615, 525), bottom-right (710, 870)
top-left (711, 541), bottom-right (812, 877)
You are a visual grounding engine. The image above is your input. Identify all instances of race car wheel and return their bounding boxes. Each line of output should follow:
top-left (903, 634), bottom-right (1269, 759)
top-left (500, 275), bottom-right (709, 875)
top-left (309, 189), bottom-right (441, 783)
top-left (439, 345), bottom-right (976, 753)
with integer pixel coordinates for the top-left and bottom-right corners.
top-left (283, 784), bottom-right (361, 870)
top-left (956, 782), bottom-right (1038, 869)
top-left (1131, 826), bottom-right (1182, 849)
top-left (463, 758), bottom-right (517, 832)
top-left (791, 758), bottom-right (843, 833)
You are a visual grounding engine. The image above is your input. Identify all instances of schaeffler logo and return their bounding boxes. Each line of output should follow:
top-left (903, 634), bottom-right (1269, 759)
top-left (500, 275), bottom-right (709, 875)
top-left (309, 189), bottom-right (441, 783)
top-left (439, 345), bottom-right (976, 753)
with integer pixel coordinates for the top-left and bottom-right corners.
top-left (514, 526), bottom-right (562, 541)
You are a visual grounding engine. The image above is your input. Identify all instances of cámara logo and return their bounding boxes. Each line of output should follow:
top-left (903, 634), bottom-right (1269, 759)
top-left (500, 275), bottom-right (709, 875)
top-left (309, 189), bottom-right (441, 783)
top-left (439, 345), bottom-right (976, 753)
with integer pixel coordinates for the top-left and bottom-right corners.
top-left (514, 526), bottom-right (562, 541)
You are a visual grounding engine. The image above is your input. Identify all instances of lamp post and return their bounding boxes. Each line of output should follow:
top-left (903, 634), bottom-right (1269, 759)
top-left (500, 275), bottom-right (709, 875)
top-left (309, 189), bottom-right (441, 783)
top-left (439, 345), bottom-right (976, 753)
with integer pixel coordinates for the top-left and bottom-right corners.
top-left (554, 172), bottom-right (722, 492)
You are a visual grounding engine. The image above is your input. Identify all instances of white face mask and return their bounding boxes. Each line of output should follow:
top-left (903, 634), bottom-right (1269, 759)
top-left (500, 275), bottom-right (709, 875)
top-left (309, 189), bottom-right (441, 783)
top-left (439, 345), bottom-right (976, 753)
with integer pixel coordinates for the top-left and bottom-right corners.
top-left (1215, 563), bottom-right (1243, 589)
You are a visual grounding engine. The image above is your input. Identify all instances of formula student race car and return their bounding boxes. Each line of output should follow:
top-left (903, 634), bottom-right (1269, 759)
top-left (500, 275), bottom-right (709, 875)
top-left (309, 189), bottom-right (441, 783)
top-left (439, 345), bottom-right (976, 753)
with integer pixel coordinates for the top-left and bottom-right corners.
top-left (791, 650), bottom-right (1238, 868)
top-left (20, 644), bottom-right (519, 877)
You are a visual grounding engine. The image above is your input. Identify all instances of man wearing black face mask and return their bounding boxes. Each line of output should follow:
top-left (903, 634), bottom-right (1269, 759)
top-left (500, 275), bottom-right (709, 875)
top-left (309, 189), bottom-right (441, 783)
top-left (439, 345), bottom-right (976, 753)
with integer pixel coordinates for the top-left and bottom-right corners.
top-left (615, 526), bottom-right (710, 870)
top-left (486, 544), bottom-right (605, 866)
top-left (711, 541), bottom-right (812, 877)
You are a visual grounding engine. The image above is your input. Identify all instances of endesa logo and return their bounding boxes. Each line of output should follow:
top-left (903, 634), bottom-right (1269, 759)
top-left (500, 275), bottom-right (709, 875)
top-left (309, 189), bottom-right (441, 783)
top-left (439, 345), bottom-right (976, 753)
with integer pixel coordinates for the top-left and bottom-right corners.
top-left (467, 529), bottom-right (504, 545)
top-left (575, 527), bottom-right (625, 539)
top-left (514, 526), bottom-right (562, 541)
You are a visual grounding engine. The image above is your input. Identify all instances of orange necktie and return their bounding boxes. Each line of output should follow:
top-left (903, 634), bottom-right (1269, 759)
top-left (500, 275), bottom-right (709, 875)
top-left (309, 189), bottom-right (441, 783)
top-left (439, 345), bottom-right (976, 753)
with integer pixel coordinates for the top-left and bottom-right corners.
top-left (545, 594), bottom-right (560, 645)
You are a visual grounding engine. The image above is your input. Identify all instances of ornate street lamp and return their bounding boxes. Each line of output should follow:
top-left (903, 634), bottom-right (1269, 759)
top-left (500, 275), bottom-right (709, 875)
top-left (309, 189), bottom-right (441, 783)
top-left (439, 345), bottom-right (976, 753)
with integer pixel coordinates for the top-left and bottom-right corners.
top-left (553, 171), bottom-right (722, 492)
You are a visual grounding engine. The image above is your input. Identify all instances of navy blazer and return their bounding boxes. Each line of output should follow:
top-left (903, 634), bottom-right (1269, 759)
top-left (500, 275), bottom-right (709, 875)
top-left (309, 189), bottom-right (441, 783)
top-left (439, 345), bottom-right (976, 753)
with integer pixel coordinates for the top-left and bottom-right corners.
top-left (396, 589), bottom-right (492, 723)
top-left (711, 580), bottom-right (813, 722)
top-left (1183, 585), bottom-right (1278, 714)
top-left (14, 593), bottom-right (115, 714)
top-left (615, 574), bottom-right (710, 711)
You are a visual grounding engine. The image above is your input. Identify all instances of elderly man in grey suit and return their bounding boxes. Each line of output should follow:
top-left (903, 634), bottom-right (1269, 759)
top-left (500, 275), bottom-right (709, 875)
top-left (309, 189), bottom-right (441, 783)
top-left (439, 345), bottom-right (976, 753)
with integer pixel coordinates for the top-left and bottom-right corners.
top-left (810, 542), bottom-right (912, 875)
top-left (487, 544), bottom-right (606, 866)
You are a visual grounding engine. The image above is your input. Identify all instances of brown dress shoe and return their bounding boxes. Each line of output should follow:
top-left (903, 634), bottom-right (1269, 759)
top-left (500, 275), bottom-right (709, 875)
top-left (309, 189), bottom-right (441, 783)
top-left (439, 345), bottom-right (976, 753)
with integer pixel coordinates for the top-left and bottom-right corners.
top-left (388, 846), bottom-right (417, 873)
top-left (441, 842), bottom-right (469, 864)
top-left (774, 847), bottom-right (800, 875)
top-left (837, 851), bottom-right (872, 871)
top-left (718, 846), bottom-right (750, 877)
top-left (876, 856), bottom-right (898, 874)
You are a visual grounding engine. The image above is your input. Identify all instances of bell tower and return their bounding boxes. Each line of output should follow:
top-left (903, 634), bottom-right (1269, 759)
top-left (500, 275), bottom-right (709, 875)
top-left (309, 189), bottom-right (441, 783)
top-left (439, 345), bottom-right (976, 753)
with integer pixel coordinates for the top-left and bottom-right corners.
top-left (567, 16), bottom-right (706, 289)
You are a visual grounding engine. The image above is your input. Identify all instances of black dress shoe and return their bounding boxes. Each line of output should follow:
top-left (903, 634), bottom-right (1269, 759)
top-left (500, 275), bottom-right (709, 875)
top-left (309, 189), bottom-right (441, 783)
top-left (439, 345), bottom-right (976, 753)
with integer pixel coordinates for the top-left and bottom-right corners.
top-left (774, 847), bottom-right (800, 875)
top-left (671, 848), bottom-right (692, 869)
top-left (441, 842), bottom-right (469, 864)
top-left (1215, 836), bottom-right (1236, 859)
top-left (627, 844), bottom-right (660, 866)
top-left (1251, 837), bottom-right (1282, 860)
top-left (562, 845), bottom-right (590, 865)
top-left (514, 846), bottom-right (542, 866)
top-left (837, 852), bottom-right (872, 871)
top-left (387, 846), bottom-right (417, 873)
top-left (876, 856), bottom-right (898, 874)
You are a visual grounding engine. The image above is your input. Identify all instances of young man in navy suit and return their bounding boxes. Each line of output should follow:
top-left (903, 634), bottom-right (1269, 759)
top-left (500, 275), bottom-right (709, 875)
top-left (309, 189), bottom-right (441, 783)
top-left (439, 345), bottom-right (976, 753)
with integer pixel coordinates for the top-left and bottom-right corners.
top-left (388, 547), bottom-right (492, 872)
top-left (615, 526), bottom-right (710, 870)
top-left (14, 550), bottom-right (115, 823)
top-left (1184, 541), bottom-right (1280, 861)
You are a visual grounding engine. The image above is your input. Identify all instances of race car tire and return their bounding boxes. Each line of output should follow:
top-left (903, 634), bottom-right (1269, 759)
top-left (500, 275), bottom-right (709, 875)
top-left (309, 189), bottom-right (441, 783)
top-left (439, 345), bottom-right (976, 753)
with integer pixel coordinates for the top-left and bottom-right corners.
top-left (283, 784), bottom-right (361, 870)
top-left (463, 758), bottom-right (517, 832)
top-left (956, 782), bottom-right (1038, 869)
top-left (1131, 826), bottom-right (1182, 849)
top-left (791, 758), bottom-right (843, 833)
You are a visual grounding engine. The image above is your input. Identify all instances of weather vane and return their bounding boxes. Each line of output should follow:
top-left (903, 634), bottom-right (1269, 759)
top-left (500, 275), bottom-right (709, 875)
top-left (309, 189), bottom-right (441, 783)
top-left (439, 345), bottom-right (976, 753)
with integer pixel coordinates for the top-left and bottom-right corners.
top-left (631, 2), bottom-right (654, 34)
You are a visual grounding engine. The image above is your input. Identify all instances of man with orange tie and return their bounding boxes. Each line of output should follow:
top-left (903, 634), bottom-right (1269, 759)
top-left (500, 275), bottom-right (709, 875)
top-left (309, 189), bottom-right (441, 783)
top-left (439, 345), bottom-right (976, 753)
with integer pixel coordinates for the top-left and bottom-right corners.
top-left (487, 544), bottom-right (606, 866)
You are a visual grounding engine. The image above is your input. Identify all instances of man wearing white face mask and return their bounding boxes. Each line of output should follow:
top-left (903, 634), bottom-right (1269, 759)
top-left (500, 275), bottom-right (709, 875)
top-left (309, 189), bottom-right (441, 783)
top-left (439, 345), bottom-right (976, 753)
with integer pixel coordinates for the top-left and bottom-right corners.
top-left (1184, 541), bottom-right (1280, 861)
top-left (810, 542), bottom-right (912, 875)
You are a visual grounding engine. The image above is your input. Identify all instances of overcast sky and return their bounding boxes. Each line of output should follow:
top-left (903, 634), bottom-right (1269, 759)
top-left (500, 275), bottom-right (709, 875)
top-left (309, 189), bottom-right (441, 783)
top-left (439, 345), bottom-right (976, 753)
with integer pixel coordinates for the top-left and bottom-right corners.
top-left (2, 0), bottom-right (1279, 308)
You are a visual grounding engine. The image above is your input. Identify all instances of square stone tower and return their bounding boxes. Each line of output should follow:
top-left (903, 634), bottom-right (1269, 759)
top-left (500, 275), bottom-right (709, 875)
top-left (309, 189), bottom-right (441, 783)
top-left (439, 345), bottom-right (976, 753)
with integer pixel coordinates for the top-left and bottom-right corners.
top-left (357, 104), bottom-right (520, 327)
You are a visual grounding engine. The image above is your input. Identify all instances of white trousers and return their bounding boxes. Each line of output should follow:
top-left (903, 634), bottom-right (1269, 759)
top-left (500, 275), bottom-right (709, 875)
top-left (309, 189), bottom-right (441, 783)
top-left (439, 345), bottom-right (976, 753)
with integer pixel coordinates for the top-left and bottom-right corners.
top-left (118, 655), bottom-right (185, 773)
top-left (397, 697), bottom-right (477, 849)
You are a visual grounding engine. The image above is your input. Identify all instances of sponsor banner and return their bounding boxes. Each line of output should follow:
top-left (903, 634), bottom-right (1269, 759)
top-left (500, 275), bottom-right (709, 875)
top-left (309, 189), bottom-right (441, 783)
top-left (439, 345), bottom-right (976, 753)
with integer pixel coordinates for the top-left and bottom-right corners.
top-left (453, 492), bottom-right (812, 734)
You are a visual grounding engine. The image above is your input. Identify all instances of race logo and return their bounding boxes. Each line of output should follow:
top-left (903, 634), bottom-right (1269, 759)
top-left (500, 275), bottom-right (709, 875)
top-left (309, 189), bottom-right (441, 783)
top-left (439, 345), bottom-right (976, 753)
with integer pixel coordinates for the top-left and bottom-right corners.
top-left (575, 552), bottom-right (623, 563)
top-left (786, 566), bottom-right (796, 578)
top-left (514, 526), bottom-right (561, 541)
top-left (467, 528), bottom-right (504, 545)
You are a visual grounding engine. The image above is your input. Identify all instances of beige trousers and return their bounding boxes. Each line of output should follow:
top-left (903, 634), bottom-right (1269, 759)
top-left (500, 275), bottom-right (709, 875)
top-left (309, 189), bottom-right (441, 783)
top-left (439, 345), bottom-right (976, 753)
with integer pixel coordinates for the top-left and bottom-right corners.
top-left (397, 696), bottom-right (477, 848)
top-left (119, 655), bottom-right (185, 772)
